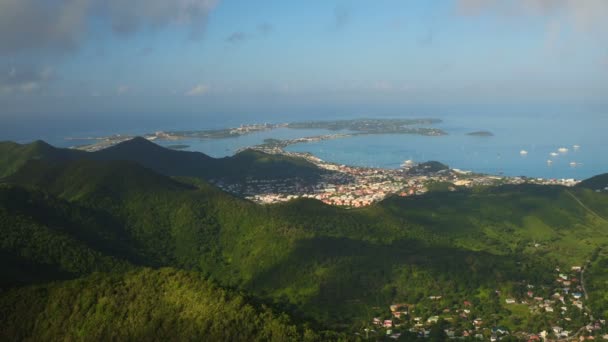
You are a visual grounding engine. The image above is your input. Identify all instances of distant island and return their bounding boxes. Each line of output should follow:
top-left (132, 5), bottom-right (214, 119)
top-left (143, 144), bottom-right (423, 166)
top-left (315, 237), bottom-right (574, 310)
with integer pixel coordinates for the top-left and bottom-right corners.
top-left (466, 130), bottom-right (494, 137)
top-left (287, 118), bottom-right (444, 134)
top-left (166, 144), bottom-right (190, 150)
top-left (67, 118), bottom-right (447, 152)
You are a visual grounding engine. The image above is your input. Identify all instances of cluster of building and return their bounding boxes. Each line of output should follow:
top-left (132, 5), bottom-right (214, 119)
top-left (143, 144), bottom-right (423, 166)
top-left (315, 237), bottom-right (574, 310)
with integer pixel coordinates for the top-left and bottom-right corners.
top-left (364, 265), bottom-right (607, 341)
top-left (228, 123), bottom-right (282, 135)
top-left (216, 149), bottom-right (581, 207)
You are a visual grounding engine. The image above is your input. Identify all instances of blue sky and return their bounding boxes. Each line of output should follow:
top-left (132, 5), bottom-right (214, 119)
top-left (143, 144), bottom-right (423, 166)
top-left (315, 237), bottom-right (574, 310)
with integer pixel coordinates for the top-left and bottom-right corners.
top-left (1, 0), bottom-right (607, 122)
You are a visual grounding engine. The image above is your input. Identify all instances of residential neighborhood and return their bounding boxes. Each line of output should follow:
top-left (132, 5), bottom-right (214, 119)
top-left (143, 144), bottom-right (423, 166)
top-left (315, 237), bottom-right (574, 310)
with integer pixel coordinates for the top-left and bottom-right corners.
top-left (212, 148), bottom-right (580, 208)
top-left (363, 265), bottom-right (607, 341)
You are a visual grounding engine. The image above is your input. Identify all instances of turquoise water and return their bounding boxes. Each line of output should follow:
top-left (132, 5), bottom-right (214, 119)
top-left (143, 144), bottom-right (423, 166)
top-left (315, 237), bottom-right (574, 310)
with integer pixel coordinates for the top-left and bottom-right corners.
top-left (3, 105), bottom-right (607, 179)
top-left (155, 128), bottom-right (334, 158)
top-left (285, 114), bottom-right (607, 180)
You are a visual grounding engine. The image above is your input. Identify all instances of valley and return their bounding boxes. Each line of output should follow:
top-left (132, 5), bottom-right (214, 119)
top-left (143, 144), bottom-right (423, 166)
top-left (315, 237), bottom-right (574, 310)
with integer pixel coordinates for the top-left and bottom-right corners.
top-left (1, 139), bottom-right (607, 340)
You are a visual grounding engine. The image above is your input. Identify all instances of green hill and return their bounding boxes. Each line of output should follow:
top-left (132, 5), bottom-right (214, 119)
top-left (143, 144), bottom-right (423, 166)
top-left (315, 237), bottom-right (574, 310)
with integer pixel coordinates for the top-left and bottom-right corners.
top-left (1, 143), bottom-right (608, 337)
top-left (0, 185), bottom-right (133, 287)
top-left (577, 173), bottom-right (608, 191)
top-left (0, 268), bottom-right (319, 341)
top-left (0, 138), bottom-right (330, 184)
top-left (0, 140), bottom-right (83, 178)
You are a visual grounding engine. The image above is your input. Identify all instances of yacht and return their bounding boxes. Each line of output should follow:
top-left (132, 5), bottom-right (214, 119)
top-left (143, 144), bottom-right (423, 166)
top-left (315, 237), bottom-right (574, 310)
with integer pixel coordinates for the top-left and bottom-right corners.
top-left (401, 160), bottom-right (414, 168)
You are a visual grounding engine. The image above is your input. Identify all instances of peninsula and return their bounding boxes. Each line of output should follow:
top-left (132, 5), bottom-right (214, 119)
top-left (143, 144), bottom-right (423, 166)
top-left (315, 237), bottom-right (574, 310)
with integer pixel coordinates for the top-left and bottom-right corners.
top-left (67, 118), bottom-right (447, 152)
top-left (466, 130), bottom-right (494, 136)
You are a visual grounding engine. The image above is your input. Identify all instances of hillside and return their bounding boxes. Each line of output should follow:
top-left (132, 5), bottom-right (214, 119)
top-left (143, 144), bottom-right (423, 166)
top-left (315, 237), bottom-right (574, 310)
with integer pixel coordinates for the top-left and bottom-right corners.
top-left (1, 141), bottom-right (608, 338)
top-left (577, 173), bottom-right (608, 192)
top-left (2, 157), bottom-right (608, 335)
top-left (0, 138), bottom-right (330, 184)
top-left (0, 268), bottom-right (320, 341)
top-left (0, 140), bottom-right (83, 178)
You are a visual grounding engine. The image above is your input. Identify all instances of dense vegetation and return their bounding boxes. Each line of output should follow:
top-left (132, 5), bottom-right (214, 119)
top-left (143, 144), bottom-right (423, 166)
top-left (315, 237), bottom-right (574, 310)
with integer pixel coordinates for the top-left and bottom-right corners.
top-left (0, 138), bottom-right (330, 183)
top-left (0, 268), bottom-right (319, 341)
top-left (0, 139), bottom-right (607, 340)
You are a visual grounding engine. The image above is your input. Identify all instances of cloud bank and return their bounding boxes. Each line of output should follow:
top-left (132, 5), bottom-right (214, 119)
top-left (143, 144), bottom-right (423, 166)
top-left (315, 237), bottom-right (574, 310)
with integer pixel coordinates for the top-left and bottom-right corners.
top-left (456, 0), bottom-right (608, 34)
top-left (185, 84), bottom-right (210, 96)
top-left (0, 65), bottom-right (55, 94)
top-left (0, 0), bottom-right (219, 56)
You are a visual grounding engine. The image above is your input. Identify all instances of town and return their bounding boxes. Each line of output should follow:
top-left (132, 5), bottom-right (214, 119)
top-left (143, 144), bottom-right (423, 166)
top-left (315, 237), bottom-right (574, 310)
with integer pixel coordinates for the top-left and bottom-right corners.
top-left (212, 146), bottom-right (580, 208)
top-left (364, 265), bottom-right (607, 341)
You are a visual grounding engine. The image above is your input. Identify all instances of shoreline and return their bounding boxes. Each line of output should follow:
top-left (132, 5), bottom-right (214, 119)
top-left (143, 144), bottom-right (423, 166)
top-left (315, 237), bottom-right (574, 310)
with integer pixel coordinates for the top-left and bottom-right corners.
top-left (63, 119), bottom-right (586, 203)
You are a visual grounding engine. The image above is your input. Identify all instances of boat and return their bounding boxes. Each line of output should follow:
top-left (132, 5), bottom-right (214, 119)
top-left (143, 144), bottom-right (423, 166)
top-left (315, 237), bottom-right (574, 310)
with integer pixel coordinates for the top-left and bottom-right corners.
top-left (547, 160), bottom-right (553, 164)
top-left (520, 150), bottom-right (528, 155)
top-left (569, 162), bottom-right (577, 167)
top-left (573, 145), bottom-right (580, 150)
top-left (550, 152), bottom-right (559, 157)
top-left (401, 160), bottom-right (414, 168)
top-left (558, 147), bottom-right (568, 153)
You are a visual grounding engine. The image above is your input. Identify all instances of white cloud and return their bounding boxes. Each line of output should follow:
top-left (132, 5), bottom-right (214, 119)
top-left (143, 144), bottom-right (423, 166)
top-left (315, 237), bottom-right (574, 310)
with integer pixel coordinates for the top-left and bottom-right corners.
top-left (0, 0), bottom-right (220, 55)
top-left (371, 81), bottom-right (393, 91)
top-left (117, 85), bottom-right (130, 95)
top-left (456, 0), bottom-right (608, 34)
top-left (19, 82), bottom-right (40, 93)
top-left (0, 65), bottom-right (54, 94)
top-left (185, 84), bottom-right (210, 96)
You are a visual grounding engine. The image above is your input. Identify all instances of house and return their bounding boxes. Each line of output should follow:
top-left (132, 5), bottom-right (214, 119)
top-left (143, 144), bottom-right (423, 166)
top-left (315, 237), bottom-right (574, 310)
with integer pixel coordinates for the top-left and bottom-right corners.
top-left (427, 316), bottom-right (439, 324)
top-left (571, 266), bottom-right (582, 272)
top-left (552, 326), bottom-right (563, 334)
top-left (545, 306), bottom-right (554, 312)
top-left (492, 327), bottom-right (509, 335)
top-left (373, 318), bottom-right (381, 325)
top-left (463, 300), bottom-right (472, 307)
top-left (573, 292), bottom-right (583, 299)
top-left (505, 298), bottom-right (516, 304)
top-left (390, 303), bottom-right (408, 312)
top-left (392, 311), bottom-right (408, 319)
top-left (383, 320), bottom-right (393, 328)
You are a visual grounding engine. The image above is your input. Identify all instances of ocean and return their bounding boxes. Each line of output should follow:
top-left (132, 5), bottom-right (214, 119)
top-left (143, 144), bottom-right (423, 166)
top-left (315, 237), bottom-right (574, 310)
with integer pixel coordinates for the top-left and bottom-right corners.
top-left (2, 104), bottom-right (606, 180)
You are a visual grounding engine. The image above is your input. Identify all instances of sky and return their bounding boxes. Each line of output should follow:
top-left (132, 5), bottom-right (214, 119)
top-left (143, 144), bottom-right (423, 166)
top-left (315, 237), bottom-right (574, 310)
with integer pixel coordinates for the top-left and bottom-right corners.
top-left (1, 0), bottom-right (607, 125)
